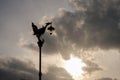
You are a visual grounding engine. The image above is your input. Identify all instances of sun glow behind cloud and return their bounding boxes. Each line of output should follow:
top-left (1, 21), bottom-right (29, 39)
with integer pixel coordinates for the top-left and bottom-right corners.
top-left (64, 55), bottom-right (86, 79)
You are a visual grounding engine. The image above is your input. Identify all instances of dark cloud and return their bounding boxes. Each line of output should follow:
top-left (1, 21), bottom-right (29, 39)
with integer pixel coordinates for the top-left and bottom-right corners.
top-left (0, 57), bottom-right (38, 80)
top-left (24, 0), bottom-right (120, 59)
top-left (42, 66), bottom-right (73, 80)
top-left (83, 60), bottom-right (102, 74)
top-left (53, 0), bottom-right (120, 49)
top-left (42, 34), bottom-right (60, 54)
top-left (83, 0), bottom-right (120, 49)
top-left (53, 0), bottom-right (120, 58)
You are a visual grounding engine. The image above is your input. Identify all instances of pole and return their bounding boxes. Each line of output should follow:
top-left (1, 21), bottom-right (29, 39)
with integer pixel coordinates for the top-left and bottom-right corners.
top-left (37, 40), bottom-right (42, 80)
top-left (32, 22), bottom-right (54, 80)
top-left (37, 37), bottom-right (41, 80)
top-left (39, 46), bottom-right (41, 80)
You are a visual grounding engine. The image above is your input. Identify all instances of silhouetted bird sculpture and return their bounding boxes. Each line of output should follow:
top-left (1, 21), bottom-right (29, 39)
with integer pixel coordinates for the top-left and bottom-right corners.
top-left (31, 22), bottom-right (55, 80)
top-left (32, 22), bottom-right (52, 40)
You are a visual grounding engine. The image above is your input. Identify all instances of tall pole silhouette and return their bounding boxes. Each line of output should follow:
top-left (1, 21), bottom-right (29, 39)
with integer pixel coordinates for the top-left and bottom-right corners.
top-left (32, 22), bottom-right (55, 80)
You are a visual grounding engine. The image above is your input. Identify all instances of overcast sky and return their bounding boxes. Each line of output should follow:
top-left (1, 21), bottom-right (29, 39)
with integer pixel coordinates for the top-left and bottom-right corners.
top-left (0, 0), bottom-right (120, 80)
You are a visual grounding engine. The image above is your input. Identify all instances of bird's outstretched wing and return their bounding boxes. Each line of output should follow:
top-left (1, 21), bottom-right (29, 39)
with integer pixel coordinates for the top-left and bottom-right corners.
top-left (32, 22), bottom-right (38, 35)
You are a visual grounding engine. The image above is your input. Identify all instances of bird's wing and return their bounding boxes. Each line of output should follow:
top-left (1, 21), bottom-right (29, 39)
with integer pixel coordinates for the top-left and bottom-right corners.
top-left (32, 22), bottom-right (38, 30)
top-left (32, 22), bottom-right (38, 35)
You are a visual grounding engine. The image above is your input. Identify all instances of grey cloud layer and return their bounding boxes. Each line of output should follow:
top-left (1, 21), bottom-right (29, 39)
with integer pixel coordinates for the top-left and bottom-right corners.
top-left (83, 60), bottom-right (102, 74)
top-left (53, 0), bottom-right (120, 58)
top-left (0, 56), bottom-right (74, 80)
top-left (42, 66), bottom-right (73, 80)
top-left (83, 0), bottom-right (120, 49)
top-left (22, 0), bottom-right (120, 59)
top-left (0, 57), bottom-right (38, 80)
top-left (40, 0), bottom-right (120, 54)
top-left (53, 0), bottom-right (120, 49)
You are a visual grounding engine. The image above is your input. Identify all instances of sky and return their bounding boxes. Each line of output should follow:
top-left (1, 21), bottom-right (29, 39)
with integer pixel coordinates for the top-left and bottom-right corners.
top-left (0, 0), bottom-right (120, 80)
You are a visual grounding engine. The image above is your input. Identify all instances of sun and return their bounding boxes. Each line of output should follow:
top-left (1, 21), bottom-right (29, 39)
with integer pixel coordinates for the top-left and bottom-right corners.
top-left (64, 56), bottom-right (86, 78)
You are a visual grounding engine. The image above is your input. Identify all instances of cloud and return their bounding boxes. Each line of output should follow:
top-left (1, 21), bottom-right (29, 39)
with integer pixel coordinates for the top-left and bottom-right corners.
top-left (82, 0), bottom-right (120, 49)
top-left (18, 38), bottom-right (38, 52)
top-left (42, 66), bottom-right (73, 80)
top-left (21, 0), bottom-right (120, 60)
top-left (96, 77), bottom-right (117, 80)
top-left (0, 57), bottom-right (38, 80)
top-left (44, 0), bottom-right (120, 58)
top-left (53, 0), bottom-right (120, 49)
top-left (83, 60), bottom-right (102, 74)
